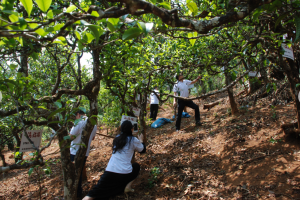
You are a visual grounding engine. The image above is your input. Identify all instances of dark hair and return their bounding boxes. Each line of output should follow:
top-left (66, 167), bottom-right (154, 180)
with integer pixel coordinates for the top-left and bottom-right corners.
top-left (112, 121), bottom-right (133, 154)
top-left (75, 110), bottom-right (85, 115)
top-left (175, 73), bottom-right (183, 80)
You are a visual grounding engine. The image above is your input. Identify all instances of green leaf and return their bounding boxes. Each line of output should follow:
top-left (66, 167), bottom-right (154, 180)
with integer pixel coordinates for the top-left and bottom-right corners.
top-left (188, 32), bottom-right (197, 46)
top-left (35, 28), bottom-right (48, 37)
top-left (150, 0), bottom-right (156, 4)
top-left (9, 64), bottom-right (18, 70)
top-left (122, 28), bottom-right (142, 40)
top-left (43, 168), bottom-right (51, 175)
top-left (38, 106), bottom-right (48, 110)
top-left (78, 41), bottom-right (84, 50)
top-left (74, 118), bottom-right (82, 125)
top-left (231, 71), bottom-right (237, 81)
top-left (252, 9), bottom-right (261, 22)
top-left (87, 25), bottom-right (104, 43)
top-left (187, 1), bottom-right (198, 15)
top-left (66, 5), bottom-right (77, 13)
top-left (272, 82), bottom-right (277, 91)
top-left (79, 107), bottom-right (86, 113)
top-left (75, 31), bottom-right (81, 40)
top-left (35, 0), bottom-right (52, 12)
top-left (79, 21), bottom-right (104, 43)
top-left (275, 13), bottom-right (289, 28)
top-left (54, 36), bottom-right (67, 45)
top-left (82, 32), bottom-right (94, 43)
top-left (158, 2), bottom-right (171, 10)
top-left (47, 120), bottom-right (63, 125)
top-left (9, 14), bottom-right (18, 22)
top-left (53, 24), bottom-right (64, 31)
top-left (28, 167), bottom-right (34, 176)
top-left (66, 98), bottom-right (76, 104)
top-left (138, 22), bottom-right (154, 34)
top-left (47, 108), bottom-right (65, 119)
top-left (63, 135), bottom-right (71, 140)
top-left (90, 118), bottom-right (97, 126)
top-left (54, 101), bottom-right (62, 108)
top-left (295, 15), bottom-right (300, 43)
top-left (107, 22), bottom-right (116, 32)
top-left (47, 10), bottom-right (53, 19)
top-left (91, 11), bottom-right (99, 17)
top-left (108, 18), bottom-right (119, 26)
top-left (30, 52), bottom-right (38, 60)
top-left (20, 0), bottom-right (33, 17)
top-left (28, 21), bottom-right (39, 29)
top-left (18, 17), bottom-right (27, 29)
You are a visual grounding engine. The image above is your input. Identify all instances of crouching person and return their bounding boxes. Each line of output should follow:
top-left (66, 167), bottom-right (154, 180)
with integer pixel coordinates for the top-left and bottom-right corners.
top-left (82, 120), bottom-right (146, 200)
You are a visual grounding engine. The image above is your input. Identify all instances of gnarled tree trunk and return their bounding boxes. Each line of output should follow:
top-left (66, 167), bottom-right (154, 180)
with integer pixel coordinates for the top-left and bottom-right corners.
top-left (280, 53), bottom-right (300, 129)
top-left (225, 67), bottom-right (239, 114)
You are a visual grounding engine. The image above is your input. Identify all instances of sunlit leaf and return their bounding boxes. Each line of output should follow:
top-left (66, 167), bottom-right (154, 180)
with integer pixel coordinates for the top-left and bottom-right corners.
top-left (158, 2), bottom-right (171, 10)
top-left (91, 11), bottom-right (99, 17)
top-left (66, 5), bottom-right (77, 13)
top-left (35, 28), bottom-right (48, 37)
top-left (138, 22), bottom-right (154, 34)
top-left (20, 0), bottom-right (33, 17)
top-left (47, 10), bottom-right (53, 19)
top-left (9, 14), bottom-right (18, 22)
top-left (75, 31), bottom-right (81, 39)
top-left (188, 32), bottom-right (197, 46)
top-left (187, 1), bottom-right (198, 15)
top-left (35, 0), bottom-right (52, 12)
top-left (108, 18), bottom-right (119, 26)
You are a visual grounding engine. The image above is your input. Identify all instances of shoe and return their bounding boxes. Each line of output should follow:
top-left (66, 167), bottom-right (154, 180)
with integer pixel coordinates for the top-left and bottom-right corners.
top-left (176, 130), bottom-right (186, 133)
top-left (196, 121), bottom-right (202, 126)
top-left (124, 187), bottom-right (134, 193)
top-left (124, 188), bottom-right (134, 200)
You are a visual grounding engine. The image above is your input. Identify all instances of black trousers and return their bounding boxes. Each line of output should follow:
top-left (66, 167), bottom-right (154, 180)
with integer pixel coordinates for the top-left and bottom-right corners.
top-left (176, 99), bottom-right (200, 130)
top-left (150, 104), bottom-right (159, 120)
top-left (70, 154), bottom-right (87, 197)
top-left (87, 163), bottom-right (140, 200)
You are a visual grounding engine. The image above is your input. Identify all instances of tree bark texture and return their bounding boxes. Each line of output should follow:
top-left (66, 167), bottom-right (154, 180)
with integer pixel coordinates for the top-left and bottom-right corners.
top-left (279, 50), bottom-right (300, 129)
top-left (225, 68), bottom-right (239, 114)
top-left (57, 130), bottom-right (77, 200)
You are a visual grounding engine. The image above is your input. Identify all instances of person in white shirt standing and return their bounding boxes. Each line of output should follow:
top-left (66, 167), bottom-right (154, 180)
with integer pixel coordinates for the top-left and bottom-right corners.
top-left (150, 87), bottom-right (160, 120)
top-left (173, 74), bottom-right (202, 132)
top-left (82, 120), bottom-right (145, 200)
top-left (70, 110), bottom-right (97, 197)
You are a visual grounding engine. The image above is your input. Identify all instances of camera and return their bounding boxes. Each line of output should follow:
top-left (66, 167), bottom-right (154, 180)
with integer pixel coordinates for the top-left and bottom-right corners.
top-left (133, 122), bottom-right (138, 132)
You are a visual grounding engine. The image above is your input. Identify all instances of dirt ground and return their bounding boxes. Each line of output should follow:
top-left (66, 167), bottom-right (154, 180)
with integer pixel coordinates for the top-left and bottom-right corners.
top-left (1, 91), bottom-right (300, 200)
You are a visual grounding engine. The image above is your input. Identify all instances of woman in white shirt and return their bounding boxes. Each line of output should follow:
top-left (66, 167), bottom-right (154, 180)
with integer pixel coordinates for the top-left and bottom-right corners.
top-left (83, 120), bottom-right (145, 200)
top-left (150, 87), bottom-right (160, 120)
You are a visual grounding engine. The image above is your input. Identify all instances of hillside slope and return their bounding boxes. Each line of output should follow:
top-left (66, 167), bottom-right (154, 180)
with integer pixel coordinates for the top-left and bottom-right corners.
top-left (1, 90), bottom-right (300, 200)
